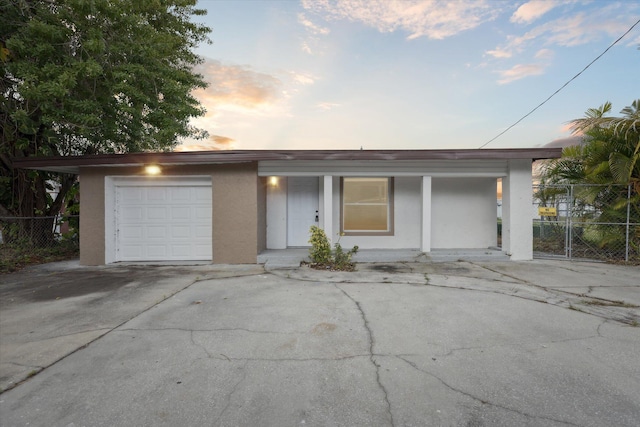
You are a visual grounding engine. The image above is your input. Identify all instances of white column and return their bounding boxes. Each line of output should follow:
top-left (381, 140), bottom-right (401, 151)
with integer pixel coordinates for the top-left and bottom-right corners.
top-left (322, 175), bottom-right (333, 243)
top-left (266, 177), bottom-right (287, 249)
top-left (503, 159), bottom-right (533, 260)
top-left (421, 176), bottom-right (432, 252)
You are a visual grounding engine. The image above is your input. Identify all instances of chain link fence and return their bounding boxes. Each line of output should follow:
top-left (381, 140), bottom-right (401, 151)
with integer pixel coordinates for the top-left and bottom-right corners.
top-left (0, 216), bottom-right (78, 246)
top-left (533, 184), bottom-right (639, 262)
top-left (0, 215), bottom-right (79, 272)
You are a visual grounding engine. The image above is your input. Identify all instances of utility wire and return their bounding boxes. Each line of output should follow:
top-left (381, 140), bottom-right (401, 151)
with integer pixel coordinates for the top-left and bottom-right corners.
top-left (478, 18), bottom-right (640, 149)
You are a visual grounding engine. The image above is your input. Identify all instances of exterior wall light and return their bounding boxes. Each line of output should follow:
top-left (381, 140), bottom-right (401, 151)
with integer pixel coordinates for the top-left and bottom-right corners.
top-left (269, 176), bottom-right (279, 187)
top-left (145, 165), bottom-right (162, 175)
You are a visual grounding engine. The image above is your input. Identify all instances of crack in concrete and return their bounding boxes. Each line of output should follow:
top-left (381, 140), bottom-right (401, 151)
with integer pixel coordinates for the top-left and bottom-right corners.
top-left (468, 263), bottom-right (538, 287)
top-left (117, 327), bottom-right (303, 335)
top-left (190, 330), bottom-right (214, 359)
top-left (0, 275), bottom-right (205, 395)
top-left (205, 354), bottom-right (373, 362)
top-left (596, 319), bottom-right (607, 337)
top-left (214, 360), bottom-right (249, 424)
top-left (335, 284), bottom-right (395, 427)
top-left (22, 328), bottom-right (112, 342)
top-left (5, 362), bottom-right (43, 369)
top-left (467, 263), bottom-right (639, 326)
top-left (395, 356), bottom-right (581, 427)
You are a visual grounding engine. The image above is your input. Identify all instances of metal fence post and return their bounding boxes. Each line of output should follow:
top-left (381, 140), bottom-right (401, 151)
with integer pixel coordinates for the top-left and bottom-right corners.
top-left (625, 184), bottom-right (631, 262)
top-left (567, 185), bottom-right (573, 260)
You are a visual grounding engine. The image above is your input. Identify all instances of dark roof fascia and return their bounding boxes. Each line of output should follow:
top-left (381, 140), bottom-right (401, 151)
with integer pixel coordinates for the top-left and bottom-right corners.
top-left (13, 148), bottom-right (563, 174)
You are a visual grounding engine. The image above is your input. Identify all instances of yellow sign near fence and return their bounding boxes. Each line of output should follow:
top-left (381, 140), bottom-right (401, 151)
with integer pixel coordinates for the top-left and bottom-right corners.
top-left (538, 206), bottom-right (557, 216)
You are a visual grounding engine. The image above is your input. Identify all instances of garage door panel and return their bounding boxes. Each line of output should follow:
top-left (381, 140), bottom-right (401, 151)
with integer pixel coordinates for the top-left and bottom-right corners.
top-left (171, 245), bottom-right (191, 257)
top-left (170, 225), bottom-right (191, 238)
top-left (147, 226), bottom-right (167, 239)
top-left (120, 225), bottom-right (143, 239)
top-left (170, 206), bottom-right (191, 220)
top-left (115, 180), bottom-right (212, 262)
top-left (193, 187), bottom-right (210, 199)
top-left (147, 245), bottom-right (168, 258)
top-left (147, 187), bottom-right (168, 201)
top-left (121, 206), bottom-right (143, 221)
top-left (195, 206), bottom-right (211, 219)
top-left (147, 206), bottom-right (168, 221)
top-left (119, 245), bottom-right (142, 259)
top-left (119, 187), bottom-right (142, 201)
top-left (193, 244), bottom-right (211, 257)
top-left (170, 187), bottom-right (192, 202)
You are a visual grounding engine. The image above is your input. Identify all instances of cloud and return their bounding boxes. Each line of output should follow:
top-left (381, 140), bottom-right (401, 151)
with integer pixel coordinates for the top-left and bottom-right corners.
top-left (511, 0), bottom-right (559, 24)
top-left (496, 63), bottom-right (547, 84)
top-left (486, 47), bottom-right (513, 59)
top-left (302, 0), bottom-right (502, 40)
top-left (487, 10), bottom-right (636, 59)
top-left (193, 60), bottom-right (283, 115)
top-left (301, 41), bottom-right (313, 54)
top-left (175, 135), bottom-right (236, 152)
top-left (534, 48), bottom-right (554, 59)
top-left (298, 12), bottom-right (330, 35)
top-left (317, 102), bottom-right (340, 111)
top-left (290, 72), bottom-right (316, 85)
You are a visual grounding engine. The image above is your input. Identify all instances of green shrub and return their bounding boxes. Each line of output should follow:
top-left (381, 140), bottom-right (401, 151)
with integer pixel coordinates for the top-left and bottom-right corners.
top-left (308, 226), bottom-right (358, 270)
top-left (308, 226), bottom-right (332, 264)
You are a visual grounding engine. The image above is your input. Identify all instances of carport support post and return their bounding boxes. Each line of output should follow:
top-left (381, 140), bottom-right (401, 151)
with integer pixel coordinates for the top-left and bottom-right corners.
top-left (421, 176), bottom-right (432, 253)
top-left (321, 175), bottom-right (333, 243)
top-left (502, 159), bottom-right (533, 260)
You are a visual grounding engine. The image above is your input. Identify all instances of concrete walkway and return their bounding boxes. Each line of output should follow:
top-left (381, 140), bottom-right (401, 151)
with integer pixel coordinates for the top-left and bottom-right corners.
top-left (258, 248), bottom-right (510, 268)
top-left (0, 259), bottom-right (638, 426)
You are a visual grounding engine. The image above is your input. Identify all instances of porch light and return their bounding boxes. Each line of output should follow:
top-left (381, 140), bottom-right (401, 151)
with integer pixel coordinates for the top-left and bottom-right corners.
top-left (269, 176), bottom-right (279, 187)
top-left (144, 165), bottom-right (162, 175)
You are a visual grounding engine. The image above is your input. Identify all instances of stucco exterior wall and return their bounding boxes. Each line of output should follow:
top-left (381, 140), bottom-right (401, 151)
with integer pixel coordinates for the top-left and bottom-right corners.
top-left (211, 164), bottom-right (259, 264)
top-left (79, 163), bottom-right (259, 265)
top-left (431, 178), bottom-right (497, 249)
top-left (79, 168), bottom-right (106, 265)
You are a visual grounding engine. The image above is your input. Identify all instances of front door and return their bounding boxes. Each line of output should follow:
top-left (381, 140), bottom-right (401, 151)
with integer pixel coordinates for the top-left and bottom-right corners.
top-left (287, 177), bottom-right (319, 247)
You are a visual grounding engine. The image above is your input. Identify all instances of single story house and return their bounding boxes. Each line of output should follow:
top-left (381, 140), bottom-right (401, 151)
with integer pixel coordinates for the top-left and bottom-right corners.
top-left (15, 148), bottom-right (562, 265)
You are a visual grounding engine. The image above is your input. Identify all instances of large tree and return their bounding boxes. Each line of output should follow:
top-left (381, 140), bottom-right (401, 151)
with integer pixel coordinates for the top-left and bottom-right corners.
top-left (1, 0), bottom-right (210, 241)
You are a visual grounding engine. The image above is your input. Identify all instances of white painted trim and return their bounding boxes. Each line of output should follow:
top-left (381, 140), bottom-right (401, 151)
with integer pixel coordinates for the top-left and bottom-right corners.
top-left (421, 176), bottom-right (432, 253)
top-left (259, 160), bottom-right (508, 177)
top-left (105, 176), bottom-right (211, 264)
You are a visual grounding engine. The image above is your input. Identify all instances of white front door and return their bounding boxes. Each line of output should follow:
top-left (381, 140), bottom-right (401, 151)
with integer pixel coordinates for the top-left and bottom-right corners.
top-left (287, 177), bottom-right (319, 247)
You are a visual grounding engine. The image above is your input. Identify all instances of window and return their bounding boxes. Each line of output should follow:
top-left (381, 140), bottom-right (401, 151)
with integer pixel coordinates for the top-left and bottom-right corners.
top-left (341, 177), bottom-right (393, 235)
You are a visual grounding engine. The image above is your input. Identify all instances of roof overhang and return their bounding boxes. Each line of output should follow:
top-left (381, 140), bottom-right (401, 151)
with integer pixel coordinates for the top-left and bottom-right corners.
top-left (12, 148), bottom-right (563, 175)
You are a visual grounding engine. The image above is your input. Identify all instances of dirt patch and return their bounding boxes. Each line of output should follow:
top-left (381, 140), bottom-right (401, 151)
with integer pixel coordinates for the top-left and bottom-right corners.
top-left (370, 264), bottom-right (402, 273)
top-left (311, 323), bottom-right (337, 335)
top-left (419, 264), bottom-right (472, 275)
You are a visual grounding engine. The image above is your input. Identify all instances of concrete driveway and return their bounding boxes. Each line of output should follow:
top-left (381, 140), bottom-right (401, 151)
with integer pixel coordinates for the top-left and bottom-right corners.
top-left (0, 259), bottom-right (638, 426)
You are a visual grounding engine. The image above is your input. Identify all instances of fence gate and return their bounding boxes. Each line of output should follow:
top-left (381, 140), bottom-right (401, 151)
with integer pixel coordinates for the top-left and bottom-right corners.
top-left (533, 184), bottom-right (638, 262)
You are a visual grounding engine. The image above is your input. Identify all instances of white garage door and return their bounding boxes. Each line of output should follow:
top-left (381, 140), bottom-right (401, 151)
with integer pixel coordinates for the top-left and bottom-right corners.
top-left (114, 178), bottom-right (212, 262)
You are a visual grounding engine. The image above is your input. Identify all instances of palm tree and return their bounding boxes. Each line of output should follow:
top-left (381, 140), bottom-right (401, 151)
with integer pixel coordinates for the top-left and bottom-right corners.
top-left (567, 100), bottom-right (640, 188)
top-left (539, 100), bottom-right (640, 260)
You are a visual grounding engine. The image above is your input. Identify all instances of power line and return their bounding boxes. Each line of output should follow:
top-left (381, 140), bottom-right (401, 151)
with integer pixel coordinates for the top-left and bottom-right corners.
top-left (478, 18), bottom-right (640, 149)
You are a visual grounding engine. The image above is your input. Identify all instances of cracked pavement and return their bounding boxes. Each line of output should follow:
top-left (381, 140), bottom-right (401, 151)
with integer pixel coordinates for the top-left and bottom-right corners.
top-left (0, 259), bottom-right (639, 426)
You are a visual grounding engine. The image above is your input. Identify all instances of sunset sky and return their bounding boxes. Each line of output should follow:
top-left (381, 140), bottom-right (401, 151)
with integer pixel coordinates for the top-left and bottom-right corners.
top-left (177, 0), bottom-right (640, 151)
